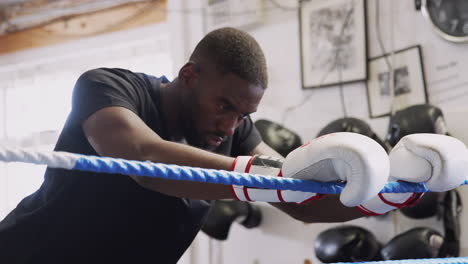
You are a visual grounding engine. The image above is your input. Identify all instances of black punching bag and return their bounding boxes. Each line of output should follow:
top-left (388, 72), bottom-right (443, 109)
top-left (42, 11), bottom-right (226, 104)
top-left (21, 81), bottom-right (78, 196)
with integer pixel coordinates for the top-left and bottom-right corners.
top-left (254, 119), bottom-right (303, 157)
top-left (400, 192), bottom-right (444, 219)
top-left (314, 225), bottom-right (381, 263)
top-left (318, 117), bottom-right (389, 152)
top-left (387, 104), bottom-right (449, 147)
top-left (381, 227), bottom-right (444, 260)
top-left (201, 200), bottom-right (262, 240)
top-left (439, 189), bottom-right (463, 257)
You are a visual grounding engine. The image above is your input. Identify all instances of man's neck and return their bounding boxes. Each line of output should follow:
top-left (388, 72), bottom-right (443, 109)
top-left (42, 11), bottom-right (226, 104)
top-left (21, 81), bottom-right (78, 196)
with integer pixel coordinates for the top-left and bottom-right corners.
top-left (160, 78), bottom-right (185, 142)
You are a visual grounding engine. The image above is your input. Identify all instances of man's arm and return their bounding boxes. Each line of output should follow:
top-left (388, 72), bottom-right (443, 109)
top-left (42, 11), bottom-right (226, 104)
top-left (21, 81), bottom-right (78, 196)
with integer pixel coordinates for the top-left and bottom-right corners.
top-left (249, 141), bottom-right (365, 223)
top-left (83, 106), bottom-right (235, 200)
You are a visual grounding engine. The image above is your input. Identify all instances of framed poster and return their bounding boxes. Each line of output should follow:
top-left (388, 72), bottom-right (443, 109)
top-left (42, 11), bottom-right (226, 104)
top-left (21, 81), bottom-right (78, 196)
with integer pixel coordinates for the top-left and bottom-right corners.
top-left (204, 0), bottom-right (263, 33)
top-left (299, 0), bottom-right (368, 89)
top-left (367, 45), bottom-right (428, 118)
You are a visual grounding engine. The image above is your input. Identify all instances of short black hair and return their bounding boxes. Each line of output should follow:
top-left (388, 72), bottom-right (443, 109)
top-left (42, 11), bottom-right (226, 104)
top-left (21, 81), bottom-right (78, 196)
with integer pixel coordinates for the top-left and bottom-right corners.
top-left (190, 27), bottom-right (268, 89)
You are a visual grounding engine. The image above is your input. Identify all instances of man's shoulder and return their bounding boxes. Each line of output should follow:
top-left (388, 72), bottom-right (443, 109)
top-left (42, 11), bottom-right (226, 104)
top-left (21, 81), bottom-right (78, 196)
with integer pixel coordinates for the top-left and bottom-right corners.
top-left (79, 68), bottom-right (137, 81)
top-left (79, 68), bottom-right (168, 85)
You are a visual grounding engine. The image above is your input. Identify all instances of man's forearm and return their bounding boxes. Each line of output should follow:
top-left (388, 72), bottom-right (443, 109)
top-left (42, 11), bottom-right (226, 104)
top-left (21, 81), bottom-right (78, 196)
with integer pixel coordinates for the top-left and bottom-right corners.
top-left (136, 140), bottom-right (235, 171)
top-left (83, 106), bottom-right (239, 200)
top-left (270, 195), bottom-right (365, 223)
top-left (131, 140), bottom-right (237, 199)
top-left (131, 176), bottom-right (234, 200)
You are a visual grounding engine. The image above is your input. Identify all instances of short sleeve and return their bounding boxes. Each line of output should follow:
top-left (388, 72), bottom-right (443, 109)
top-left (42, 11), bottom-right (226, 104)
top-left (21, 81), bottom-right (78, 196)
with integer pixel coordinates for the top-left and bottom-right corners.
top-left (230, 116), bottom-right (262, 156)
top-left (70, 68), bottom-right (143, 125)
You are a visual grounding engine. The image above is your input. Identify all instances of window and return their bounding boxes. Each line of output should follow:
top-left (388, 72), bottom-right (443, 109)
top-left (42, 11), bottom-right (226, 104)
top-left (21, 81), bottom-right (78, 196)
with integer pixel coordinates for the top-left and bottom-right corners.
top-left (0, 24), bottom-right (172, 220)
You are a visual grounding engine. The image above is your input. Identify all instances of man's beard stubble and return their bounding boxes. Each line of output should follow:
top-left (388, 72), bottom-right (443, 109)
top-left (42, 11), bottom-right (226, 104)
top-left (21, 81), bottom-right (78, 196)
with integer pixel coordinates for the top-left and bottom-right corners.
top-left (180, 100), bottom-right (211, 150)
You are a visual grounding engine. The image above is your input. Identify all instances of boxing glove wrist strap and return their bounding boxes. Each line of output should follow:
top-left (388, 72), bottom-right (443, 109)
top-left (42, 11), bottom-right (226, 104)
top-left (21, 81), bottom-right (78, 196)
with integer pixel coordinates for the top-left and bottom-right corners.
top-left (230, 155), bottom-right (324, 204)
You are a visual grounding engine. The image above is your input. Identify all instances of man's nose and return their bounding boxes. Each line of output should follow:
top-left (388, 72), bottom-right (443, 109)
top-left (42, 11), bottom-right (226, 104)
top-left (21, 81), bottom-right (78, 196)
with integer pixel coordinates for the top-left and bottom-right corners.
top-left (217, 114), bottom-right (239, 137)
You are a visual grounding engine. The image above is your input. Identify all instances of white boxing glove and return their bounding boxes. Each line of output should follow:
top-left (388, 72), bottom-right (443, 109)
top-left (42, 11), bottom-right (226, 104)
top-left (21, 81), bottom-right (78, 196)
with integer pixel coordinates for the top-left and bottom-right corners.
top-left (358, 133), bottom-right (468, 215)
top-left (231, 132), bottom-right (390, 207)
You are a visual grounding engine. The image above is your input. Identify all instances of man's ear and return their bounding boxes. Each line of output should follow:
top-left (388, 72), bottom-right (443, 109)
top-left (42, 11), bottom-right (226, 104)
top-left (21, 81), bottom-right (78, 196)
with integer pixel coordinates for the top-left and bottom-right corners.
top-left (179, 62), bottom-right (198, 86)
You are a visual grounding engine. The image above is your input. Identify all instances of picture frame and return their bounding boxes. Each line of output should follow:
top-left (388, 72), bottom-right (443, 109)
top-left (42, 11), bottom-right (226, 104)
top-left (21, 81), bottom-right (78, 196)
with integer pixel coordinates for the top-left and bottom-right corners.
top-left (299, 0), bottom-right (368, 89)
top-left (367, 45), bottom-right (428, 118)
top-left (203, 0), bottom-right (264, 33)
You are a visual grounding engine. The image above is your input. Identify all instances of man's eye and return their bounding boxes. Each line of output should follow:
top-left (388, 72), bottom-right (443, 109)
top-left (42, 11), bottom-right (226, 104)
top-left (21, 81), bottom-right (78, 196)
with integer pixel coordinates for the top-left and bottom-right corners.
top-left (218, 104), bottom-right (226, 111)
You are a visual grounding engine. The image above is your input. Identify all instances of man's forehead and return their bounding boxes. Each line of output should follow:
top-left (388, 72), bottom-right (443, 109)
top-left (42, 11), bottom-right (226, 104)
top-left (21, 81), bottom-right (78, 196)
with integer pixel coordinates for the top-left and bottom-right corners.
top-left (221, 78), bottom-right (263, 100)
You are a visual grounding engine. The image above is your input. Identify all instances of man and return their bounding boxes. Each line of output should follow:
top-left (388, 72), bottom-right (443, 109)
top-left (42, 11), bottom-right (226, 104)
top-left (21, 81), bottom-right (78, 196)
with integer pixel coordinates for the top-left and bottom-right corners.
top-left (0, 27), bottom-right (462, 263)
top-left (0, 27), bottom-right (366, 264)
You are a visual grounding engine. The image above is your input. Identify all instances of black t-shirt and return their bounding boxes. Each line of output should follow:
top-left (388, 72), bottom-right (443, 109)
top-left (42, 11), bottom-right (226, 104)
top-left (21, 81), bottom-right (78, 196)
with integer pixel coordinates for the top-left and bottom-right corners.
top-left (0, 68), bottom-right (261, 264)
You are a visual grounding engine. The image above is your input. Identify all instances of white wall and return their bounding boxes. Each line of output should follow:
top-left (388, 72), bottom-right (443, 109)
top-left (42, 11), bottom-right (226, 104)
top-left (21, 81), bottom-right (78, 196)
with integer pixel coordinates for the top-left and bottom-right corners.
top-left (1, 0), bottom-right (468, 263)
top-left (170, 0), bottom-right (468, 263)
top-left (0, 22), bottom-right (173, 220)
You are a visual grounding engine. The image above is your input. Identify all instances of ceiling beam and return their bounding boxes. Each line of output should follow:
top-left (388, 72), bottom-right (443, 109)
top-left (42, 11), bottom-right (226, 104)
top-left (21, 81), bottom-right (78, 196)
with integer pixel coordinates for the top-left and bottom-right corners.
top-left (0, 0), bottom-right (167, 55)
top-left (0, 0), bottom-right (157, 35)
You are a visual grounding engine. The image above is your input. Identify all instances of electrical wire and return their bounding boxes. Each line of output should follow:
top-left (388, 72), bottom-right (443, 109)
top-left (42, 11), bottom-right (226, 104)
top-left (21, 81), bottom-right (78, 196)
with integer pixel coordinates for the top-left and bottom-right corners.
top-left (267, 0), bottom-right (298, 11)
top-left (389, 0), bottom-right (396, 116)
top-left (2, 87), bottom-right (6, 141)
top-left (336, 1), bottom-right (356, 117)
top-left (375, 0), bottom-right (396, 115)
top-left (375, 0), bottom-right (397, 150)
top-left (163, 0), bottom-right (298, 14)
top-left (375, 0), bottom-right (393, 73)
top-left (4, 0), bottom-right (347, 120)
top-left (1, 0), bottom-right (299, 36)
top-left (281, 0), bottom-right (355, 124)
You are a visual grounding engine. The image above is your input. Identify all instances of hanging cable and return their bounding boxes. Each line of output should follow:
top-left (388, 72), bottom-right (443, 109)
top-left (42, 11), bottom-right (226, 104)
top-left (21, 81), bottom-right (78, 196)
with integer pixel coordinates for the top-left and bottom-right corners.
top-left (375, 0), bottom-right (396, 115)
top-left (389, 0), bottom-right (396, 116)
top-left (282, 1), bottom-right (354, 124)
top-left (375, 0), bottom-right (392, 72)
top-left (266, 0), bottom-right (298, 12)
top-left (1, 0), bottom-right (300, 36)
top-left (336, 0), bottom-right (356, 118)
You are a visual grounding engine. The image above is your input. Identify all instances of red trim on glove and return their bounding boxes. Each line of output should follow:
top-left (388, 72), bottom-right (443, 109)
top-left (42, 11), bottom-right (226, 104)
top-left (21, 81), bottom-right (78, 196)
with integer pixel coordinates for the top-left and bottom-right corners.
top-left (230, 157), bottom-right (240, 171)
top-left (245, 155), bottom-right (256, 173)
top-left (276, 171), bottom-right (285, 202)
top-left (376, 180), bottom-right (424, 209)
top-left (405, 193), bottom-right (424, 207)
top-left (298, 194), bottom-right (325, 205)
top-left (243, 187), bottom-right (253, 202)
top-left (230, 186), bottom-right (241, 201)
top-left (230, 157), bottom-right (241, 200)
top-left (377, 192), bottom-right (421, 208)
top-left (356, 205), bottom-right (383, 216)
top-left (275, 172), bottom-right (290, 203)
top-left (277, 190), bottom-right (285, 202)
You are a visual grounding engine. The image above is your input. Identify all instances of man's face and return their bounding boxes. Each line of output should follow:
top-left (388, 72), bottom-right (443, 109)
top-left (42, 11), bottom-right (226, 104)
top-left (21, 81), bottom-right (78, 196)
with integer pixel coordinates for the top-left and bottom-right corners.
top-left (182, 64), bottom-right (264, 151)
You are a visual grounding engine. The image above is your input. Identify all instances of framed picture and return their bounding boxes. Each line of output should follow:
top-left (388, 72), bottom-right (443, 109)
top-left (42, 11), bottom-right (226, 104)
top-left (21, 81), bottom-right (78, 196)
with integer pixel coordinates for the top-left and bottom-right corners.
top-left (204, 0), bottom-right (264, 33)
top-left (299, 0), bottom-right (368, 89)
top-left (367, 45), bottom-right (428, 118)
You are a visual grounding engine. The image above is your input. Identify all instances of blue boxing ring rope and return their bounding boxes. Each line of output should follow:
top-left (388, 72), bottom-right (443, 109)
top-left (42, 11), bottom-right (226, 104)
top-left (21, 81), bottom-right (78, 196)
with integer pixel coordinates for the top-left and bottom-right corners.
top-left (2, 148), bottom-right (468, 264)
top-left (333, 257), bottom-right (468, 264)
top-left (0, 147), bottom-right (467, 194)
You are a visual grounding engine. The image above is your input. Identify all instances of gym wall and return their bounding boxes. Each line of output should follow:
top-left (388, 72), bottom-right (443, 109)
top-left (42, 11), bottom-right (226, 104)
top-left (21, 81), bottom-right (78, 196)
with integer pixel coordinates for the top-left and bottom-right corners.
top-left (0, 0), bottom-right (466, 263)
top-left (169, 0), bottom-right (468, 263)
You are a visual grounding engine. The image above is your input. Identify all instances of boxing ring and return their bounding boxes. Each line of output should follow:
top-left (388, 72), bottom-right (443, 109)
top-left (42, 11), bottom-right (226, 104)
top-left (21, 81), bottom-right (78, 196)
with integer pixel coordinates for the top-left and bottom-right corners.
top-left (335, 257), bottom-right (468, 264)
top-left (1, 146), bottom-right (468, 264)
top-left (2, 147), bottom-right (467, 194)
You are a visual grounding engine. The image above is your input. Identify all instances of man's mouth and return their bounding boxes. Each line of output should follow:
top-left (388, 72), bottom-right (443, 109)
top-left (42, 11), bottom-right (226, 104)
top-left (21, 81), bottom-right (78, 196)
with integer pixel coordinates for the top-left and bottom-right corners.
top-left (206, 134), bottom-right (225, 147)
